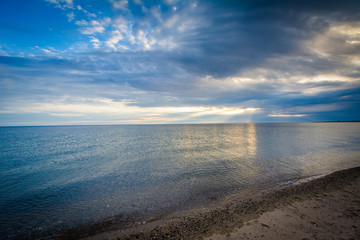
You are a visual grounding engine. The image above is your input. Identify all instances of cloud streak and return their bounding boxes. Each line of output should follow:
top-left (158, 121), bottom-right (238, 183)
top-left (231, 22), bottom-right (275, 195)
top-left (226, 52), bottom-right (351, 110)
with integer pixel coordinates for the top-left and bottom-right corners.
top-left (0, 0), bottom-right (359, 125)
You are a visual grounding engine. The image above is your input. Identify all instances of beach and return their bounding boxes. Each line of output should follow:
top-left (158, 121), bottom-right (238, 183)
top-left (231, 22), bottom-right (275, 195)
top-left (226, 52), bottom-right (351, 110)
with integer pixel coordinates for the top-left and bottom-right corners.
top-left (206, 170), bottom-right (360, 240)
top-left (2, 124), bottom-right (359, 240)
top-left (76, 166), bottom-right (360, 240)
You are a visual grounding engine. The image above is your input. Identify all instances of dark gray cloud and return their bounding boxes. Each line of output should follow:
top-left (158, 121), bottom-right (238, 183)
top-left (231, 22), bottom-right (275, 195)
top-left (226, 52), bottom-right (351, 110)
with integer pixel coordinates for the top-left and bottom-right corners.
top-left (0, 0), bottom-right (359, 125)
top-left (166, 0), bottom-right (359, 78)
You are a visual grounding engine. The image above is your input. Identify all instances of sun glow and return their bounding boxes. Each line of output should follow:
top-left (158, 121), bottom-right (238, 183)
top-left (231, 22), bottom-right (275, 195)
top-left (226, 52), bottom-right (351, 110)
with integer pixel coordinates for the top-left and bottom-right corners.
top-left (268, 114), bottom-right (306, 117)
top-left (3, 97), bottom-right (260, 123)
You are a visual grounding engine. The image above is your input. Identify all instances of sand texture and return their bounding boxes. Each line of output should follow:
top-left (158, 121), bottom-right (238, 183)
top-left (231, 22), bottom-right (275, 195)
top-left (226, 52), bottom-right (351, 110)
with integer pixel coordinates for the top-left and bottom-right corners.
top-left (77, 167), bottom-right (360, 240)
top-left (206, 177), bottom-right (360, 240)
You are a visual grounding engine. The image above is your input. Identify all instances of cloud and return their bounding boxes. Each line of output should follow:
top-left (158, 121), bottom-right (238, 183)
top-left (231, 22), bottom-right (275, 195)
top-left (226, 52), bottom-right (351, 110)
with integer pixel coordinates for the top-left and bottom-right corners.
top-left (90, 37), bottom-right (101, 48)
top-left (80, 26), bottom-right (105, 35)
top-left (50, 113), bottom-right (85, 117)
top-left (40, 48), bottom-right (56, 56)
top-left (112, 16), bottom-right (128, 32)
top-left (268, 114), bottom-right (306, 117)
top-left (106, 30), bottom-right (124, 49)
top-left (66, 12), bottom-right (75, 21)
top-left (1, 0), bottom-right (359, 125)
top-left (78, 18), bottom-right (111, 35)
top-left (75, 4), bottom-right (97, 18)
top-left (45, 0), bottom-right (73, 10)
top-left (0, 46), bottom-right (9, 56)
top-left (75, 20), bottom-right (88, 26)
top-left (16, 100), bottom-right (255, 117)
top-left (110, 0), bottom-right (128, 10)
top-left (0, 93), bottom-right (260, 124)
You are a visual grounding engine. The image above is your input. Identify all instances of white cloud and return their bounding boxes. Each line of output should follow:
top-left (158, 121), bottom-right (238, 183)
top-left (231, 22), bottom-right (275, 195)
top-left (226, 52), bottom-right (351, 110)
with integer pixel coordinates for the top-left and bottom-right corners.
top-left (162, 0), bottom-right (179, 5)
top-left (75, 20), bottom-right (88, 26)
top-left (35, 46), bottom-right (57, 56)
top-left (90, 20), bottom-right (101, 26)
top-left (163, 14), bottom-right (180, 28)
top-left (79, 18), bottom-right (111, 35)
top-left (46, 0), bottom-right (59, 4)
top-left (66, 12), bottom-right (74, 21)
top-left (80, 26), bottom-right (105, 35)
top-left (150, 6), bottom-right (162, 21)
top-left (110, 0), bottom-right (128, 10)
top-left (296, 74), bottom-right (357, 84)
top-left (90, 37), bottom-right (101, 48)
top-left (51, 0), bottom-right (204, 51)
top-left (136, 29), bottom-right (152, 49)
top-left (88, 12), bottom-right (97, 18)
top-left (76, 4), bottom-right (97, 17)
top-left (113, 16), bottom-right (128, 32)
top-left (0, 46), bottom-right (9, 56)
top-left (42, 49), bottom-right (55, 55)
top-left (3, 96), bottom-right (259, 123)
top-left (306, 22), bottom-right (360, 63)
top-left (106, 30), bottom-right (124, 49)
top-left (158, 38), bottom-right (177, 49)
top-left (129, 35), bottom-right (136, 44)
top-left (128, 2), bottom-right (208, 51)
top-left (195, 62), bottom-right (360, 98)
top-left (64, 0), bottom-right (73, 8)
top-left (46, 0), bottom-right (73, 9)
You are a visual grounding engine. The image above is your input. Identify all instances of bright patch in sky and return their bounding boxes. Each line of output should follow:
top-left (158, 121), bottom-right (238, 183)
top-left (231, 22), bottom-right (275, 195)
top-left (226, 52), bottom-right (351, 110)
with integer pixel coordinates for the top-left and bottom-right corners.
top-left (0, 0), bottom-right (359, 125)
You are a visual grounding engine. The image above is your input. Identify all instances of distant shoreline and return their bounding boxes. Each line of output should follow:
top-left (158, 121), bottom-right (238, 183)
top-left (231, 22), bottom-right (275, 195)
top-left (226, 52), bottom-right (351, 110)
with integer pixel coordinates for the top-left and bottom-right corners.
top-left (313, 121), bottom-right (360, 123)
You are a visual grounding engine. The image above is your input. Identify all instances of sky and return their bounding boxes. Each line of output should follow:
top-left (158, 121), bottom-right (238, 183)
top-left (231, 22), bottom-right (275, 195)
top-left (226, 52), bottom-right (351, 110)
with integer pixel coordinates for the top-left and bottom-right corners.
top-left (0, 0), bottom-right (359, 126)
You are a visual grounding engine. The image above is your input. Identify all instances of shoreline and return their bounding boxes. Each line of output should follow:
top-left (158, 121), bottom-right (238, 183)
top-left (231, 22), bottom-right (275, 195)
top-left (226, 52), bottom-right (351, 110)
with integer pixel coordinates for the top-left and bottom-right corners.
top-left (18, 166), bottom-right (359, 240)
top-left (206, 174), bottom-right (360, 240)
top-left (74, 166), bottom-right (360, 240)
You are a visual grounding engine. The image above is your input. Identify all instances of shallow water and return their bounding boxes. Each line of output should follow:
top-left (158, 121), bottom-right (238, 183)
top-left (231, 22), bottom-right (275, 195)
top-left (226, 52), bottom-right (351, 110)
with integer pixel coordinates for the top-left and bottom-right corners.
top-left (0, 123), bottom-right (359, 238)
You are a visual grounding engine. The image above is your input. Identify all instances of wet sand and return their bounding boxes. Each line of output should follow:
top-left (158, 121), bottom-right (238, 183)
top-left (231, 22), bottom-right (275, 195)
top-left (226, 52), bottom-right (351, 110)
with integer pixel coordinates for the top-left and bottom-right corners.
top-left (206, 175), bottom-right (360, 240)
top-left (77, 166), bottom-right (360, 240)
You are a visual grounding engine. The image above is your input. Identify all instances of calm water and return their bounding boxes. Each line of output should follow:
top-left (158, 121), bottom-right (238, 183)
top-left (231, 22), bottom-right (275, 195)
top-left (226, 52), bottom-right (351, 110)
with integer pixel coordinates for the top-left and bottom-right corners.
top-left (1, 123), bottom-right (359, 238)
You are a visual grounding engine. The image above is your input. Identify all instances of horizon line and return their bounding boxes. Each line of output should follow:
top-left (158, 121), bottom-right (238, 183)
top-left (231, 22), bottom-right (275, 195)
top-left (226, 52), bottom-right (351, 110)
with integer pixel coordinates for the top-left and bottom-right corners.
top-left (1, 121), bottom-right (359, 128)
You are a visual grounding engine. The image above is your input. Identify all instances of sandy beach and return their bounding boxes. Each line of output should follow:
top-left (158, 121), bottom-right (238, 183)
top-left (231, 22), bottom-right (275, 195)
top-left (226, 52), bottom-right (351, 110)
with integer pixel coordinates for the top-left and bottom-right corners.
top-left (73, 166), bottom-right (360, 240)
top-left (205, 173), bottom-right (360, 240)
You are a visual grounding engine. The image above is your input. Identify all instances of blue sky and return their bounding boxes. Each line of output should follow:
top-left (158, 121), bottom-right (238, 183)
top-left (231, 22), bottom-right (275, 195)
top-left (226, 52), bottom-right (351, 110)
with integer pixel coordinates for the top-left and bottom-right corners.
top-left (0, 0), bottom-right (359, 125)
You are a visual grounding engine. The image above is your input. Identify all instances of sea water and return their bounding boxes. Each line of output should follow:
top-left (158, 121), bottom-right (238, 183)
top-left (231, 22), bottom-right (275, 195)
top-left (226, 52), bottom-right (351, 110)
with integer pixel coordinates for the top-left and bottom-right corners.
top-left (0, 123), bottom-right (359, 238)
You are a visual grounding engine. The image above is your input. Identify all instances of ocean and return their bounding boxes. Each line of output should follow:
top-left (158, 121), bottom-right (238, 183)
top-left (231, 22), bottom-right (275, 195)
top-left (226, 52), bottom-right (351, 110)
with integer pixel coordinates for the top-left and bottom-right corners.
top-left (0, 123), bottom-right (359, 238)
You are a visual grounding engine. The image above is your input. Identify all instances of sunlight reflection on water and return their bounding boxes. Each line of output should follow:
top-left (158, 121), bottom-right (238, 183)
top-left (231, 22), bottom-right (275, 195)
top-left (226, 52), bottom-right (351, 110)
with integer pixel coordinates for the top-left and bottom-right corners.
top-left (0, 123), bottom-right (359, 237)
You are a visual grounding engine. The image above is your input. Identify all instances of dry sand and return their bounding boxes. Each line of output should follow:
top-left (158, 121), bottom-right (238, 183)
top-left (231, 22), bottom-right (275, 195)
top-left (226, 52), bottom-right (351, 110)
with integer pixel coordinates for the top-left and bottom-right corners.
top-left (76, 167), bottom-right (360, 240)
top-left (205, 176), bottom-right (360, 240)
